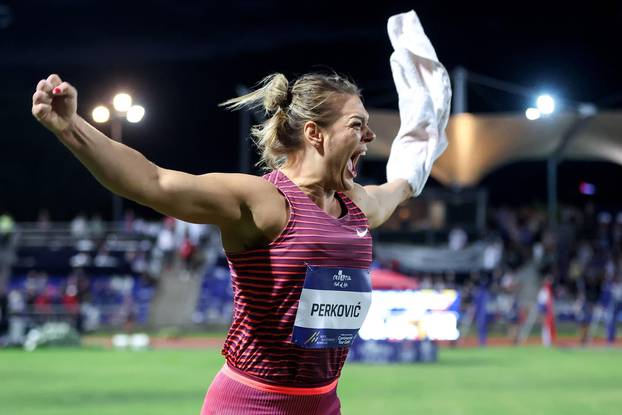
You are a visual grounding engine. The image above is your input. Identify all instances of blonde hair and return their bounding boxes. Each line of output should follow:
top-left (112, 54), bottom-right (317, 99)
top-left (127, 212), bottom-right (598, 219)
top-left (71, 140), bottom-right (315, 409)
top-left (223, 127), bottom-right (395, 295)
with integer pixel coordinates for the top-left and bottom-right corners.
top-left (220, 72), bottom-right (361, 170)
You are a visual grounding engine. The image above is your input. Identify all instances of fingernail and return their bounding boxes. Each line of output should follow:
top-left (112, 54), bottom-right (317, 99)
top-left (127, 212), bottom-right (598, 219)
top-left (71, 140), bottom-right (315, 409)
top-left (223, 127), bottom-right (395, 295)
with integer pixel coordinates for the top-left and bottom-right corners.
top-left (53, 87), bottom-right (61, 94)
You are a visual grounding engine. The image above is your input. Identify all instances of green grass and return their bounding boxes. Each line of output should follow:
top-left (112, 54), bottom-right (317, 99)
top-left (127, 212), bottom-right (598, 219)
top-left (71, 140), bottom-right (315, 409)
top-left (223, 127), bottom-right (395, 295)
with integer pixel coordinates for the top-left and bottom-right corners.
top-left (0, 346), bottom-right (620, 415)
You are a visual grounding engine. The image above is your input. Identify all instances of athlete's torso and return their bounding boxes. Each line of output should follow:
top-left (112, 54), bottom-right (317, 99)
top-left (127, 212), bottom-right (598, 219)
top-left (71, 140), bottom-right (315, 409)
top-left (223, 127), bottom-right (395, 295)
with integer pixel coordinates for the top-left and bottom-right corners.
top-left (221, 170), bottom-right (372, 387)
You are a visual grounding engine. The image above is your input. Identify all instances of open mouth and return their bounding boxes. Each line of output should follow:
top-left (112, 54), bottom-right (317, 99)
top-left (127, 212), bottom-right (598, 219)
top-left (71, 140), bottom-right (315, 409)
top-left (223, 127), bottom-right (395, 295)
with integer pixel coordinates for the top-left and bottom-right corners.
top-left (346, 149), bottom-right (366, 178)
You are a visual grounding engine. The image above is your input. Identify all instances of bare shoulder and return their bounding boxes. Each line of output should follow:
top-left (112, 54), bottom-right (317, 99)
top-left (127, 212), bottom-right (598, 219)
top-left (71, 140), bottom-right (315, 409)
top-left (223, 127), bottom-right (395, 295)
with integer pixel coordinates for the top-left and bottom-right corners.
top-left (211, 172), bottom-right (286, 223)
top-left (216, 172), bottom-right (282, 200)
top-left (345, 180), bottom-right (412, 229)
top-left (214, 173), bottom-right (289, 252)
top-left (344, 183), bottom-right (376, 218)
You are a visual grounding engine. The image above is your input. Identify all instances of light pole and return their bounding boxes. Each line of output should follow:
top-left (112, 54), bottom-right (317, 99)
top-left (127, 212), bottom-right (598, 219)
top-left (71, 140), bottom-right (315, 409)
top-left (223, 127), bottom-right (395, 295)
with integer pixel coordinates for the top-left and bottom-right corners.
top-left (92, 93), bottom-right (145, 224)
top-left (524, 94), bottom-right (597, 228)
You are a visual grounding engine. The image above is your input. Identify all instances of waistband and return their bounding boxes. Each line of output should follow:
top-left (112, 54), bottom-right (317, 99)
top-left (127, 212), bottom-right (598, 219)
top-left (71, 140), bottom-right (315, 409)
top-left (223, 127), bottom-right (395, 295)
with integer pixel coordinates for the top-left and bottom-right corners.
top-left (221, 364), bottom-right (338, 396)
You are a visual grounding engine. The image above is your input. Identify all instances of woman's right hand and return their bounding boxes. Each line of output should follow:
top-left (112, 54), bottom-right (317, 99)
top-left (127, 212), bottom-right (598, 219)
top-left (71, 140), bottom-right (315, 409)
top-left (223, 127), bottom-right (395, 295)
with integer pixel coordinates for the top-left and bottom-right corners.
top-left (32, 74), bottom-right (78, 135)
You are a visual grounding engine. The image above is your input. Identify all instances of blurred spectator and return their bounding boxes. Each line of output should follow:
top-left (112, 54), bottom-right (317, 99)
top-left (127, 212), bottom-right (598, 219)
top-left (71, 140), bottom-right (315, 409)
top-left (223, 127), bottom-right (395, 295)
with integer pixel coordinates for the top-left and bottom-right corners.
top-left (607, 274), bottom-right (622, 343)
top-left (0, 211), bottom-right (15, 246)
top-left (33, 282), bottom-right (55, 315)
top-left (596, 212), bottom-right (612, 250)
top-left (497, 267), bottom-right (520, 343)
top-left (179, 229), bottom-right (197, 274)
top-left (89, 214), bottom-right (105, 239)
top-left (61, 280), bottom-right (81, 330)
top-left (448, 226), bottom-right (467, 251)
top-left (94, 245), bottom-right (119, 268)
top-left (0, 287), bottom-right (8, 346)
top-left (155, 217), bottom-right (176, 270)
top-left (123, 209), bottom-right (135, 233)
top-left (482, 236), bottom-right (503, 270)
top-left (69, 251), bottom-right (92, 268)
top-left (7, 289), bottom-right (26, 345)
top-left (36, 209), bottom-right (51, 230)
top-left (70, 213), bottom-right (88, 239)
top-left (126, 250), bottom-right (148, 275)
top-left (538, 275), bottom-right (556, 346)
top-left (576, 267), bottom-right (603, 345)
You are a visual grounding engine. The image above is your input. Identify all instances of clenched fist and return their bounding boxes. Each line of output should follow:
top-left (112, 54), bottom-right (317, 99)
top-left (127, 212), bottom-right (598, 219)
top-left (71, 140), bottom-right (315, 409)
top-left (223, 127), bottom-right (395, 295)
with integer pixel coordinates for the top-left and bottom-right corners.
top-left (32, 74), bottom-right (78, 135)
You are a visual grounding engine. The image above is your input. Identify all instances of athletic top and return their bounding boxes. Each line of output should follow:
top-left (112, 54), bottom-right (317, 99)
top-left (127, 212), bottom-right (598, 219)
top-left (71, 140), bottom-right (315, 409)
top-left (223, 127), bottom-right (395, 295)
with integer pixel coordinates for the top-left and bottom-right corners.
top-left (221, 170), bottom-right (372, 387)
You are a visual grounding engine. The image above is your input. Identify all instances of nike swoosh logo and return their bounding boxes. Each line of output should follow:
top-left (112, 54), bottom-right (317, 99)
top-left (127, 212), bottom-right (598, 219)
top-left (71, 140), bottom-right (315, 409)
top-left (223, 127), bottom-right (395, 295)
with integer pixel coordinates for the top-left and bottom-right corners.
top-left (356, 228), bottom-right (369, 238)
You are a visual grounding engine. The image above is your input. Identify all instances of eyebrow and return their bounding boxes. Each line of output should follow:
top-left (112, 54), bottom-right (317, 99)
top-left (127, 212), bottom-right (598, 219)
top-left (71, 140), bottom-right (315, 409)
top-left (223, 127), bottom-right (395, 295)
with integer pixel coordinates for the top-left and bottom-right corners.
top-left (348, 114), bottom-right (369, 123)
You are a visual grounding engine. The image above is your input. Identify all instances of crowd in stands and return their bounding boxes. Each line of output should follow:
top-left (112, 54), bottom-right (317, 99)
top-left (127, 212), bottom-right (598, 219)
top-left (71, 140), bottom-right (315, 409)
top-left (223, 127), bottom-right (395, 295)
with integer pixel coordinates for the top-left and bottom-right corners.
top-left (374, 201), bottom-right (622, 344)
top-left (1, 201), bottom-right (621, 346)
top-left (0, 210), bottom-right (215, 346)
top-left (489, 203), bottom-right (622, 343)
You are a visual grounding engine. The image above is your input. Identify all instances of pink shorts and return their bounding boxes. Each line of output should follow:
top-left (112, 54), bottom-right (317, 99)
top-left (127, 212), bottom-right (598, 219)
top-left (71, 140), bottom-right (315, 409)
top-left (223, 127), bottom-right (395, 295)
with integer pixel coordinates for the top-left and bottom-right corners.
top-left (200, 364), bottom-right (341, 415)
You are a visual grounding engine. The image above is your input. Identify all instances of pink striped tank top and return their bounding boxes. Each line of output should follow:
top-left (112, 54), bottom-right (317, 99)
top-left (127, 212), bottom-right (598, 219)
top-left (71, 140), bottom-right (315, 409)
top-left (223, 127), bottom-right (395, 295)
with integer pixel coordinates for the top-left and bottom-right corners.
top-left (221, 170), bottom-right (373, 387)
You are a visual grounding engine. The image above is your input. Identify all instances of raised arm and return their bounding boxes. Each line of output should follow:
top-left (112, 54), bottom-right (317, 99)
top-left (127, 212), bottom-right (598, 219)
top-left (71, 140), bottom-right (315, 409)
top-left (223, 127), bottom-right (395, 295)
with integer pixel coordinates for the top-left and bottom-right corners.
top-left (345, 11), bottom-right (451, 229)
top-left (31, 74), bottom-right (277, 228)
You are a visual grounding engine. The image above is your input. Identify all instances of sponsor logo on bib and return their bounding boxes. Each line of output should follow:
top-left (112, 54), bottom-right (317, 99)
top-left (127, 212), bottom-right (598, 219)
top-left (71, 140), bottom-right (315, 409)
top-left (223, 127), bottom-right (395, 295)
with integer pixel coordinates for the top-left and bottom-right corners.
top-left (305, 331), bottom-right (321, 345)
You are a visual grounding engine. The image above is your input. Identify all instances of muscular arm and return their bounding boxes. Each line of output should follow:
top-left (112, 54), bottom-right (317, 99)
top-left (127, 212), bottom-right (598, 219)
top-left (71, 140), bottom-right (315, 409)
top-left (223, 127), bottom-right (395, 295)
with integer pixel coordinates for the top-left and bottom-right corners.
top-left (32, 74), bottom-right (284, 233)
top-left (58, 117), bottom-right (287, 252)
top-left (346, 179), bottom-right (412, 229)
top-left (57, 116), bottom-right (251, 224)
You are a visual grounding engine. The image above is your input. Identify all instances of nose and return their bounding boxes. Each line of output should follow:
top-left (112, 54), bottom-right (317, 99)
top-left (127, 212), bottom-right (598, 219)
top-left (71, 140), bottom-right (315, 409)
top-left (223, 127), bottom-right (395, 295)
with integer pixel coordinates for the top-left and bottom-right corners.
top-left (362, 126), bottom-right (376, 143)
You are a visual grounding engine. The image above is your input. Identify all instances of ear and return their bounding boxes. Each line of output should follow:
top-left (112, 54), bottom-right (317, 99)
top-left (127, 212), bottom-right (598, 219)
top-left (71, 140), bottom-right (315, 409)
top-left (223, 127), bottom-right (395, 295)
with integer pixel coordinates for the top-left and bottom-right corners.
top-left (303, 121), bottom-right (324, 150)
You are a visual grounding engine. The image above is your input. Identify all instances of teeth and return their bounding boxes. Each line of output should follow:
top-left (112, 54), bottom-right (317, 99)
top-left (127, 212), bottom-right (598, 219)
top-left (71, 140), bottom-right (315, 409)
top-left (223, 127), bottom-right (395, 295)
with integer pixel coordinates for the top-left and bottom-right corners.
top-left (347, 158), bottom-right (356, 178)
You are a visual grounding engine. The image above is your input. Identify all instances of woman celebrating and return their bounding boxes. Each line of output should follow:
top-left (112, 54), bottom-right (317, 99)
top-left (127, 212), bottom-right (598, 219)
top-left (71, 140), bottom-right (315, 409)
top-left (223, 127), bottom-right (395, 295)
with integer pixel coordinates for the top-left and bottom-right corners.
top-left (32, 10), bottom-right (449, 415)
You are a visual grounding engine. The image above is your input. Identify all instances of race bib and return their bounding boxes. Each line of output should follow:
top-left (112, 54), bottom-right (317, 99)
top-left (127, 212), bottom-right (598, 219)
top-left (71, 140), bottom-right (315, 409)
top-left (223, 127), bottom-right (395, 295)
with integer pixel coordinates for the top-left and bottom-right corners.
top-left (292, 266), bottom-right (372, 349)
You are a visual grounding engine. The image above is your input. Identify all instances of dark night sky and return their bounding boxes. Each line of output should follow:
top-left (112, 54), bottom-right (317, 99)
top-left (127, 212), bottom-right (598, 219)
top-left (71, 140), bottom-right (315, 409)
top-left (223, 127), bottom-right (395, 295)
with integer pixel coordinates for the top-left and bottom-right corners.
top-left (2, 1), bottom-right (622, 220)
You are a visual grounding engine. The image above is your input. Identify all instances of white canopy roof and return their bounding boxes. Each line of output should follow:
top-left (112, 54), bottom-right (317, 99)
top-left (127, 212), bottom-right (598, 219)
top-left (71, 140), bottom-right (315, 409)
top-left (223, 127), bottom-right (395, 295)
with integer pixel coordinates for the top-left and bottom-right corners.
top-left (367, 109), bottom-right (622, 187)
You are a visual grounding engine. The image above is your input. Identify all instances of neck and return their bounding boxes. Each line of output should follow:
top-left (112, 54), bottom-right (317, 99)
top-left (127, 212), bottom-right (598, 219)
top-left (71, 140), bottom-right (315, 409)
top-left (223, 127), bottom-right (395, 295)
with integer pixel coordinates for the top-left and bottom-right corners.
top-left (281, 158), bottom-right (336, 212)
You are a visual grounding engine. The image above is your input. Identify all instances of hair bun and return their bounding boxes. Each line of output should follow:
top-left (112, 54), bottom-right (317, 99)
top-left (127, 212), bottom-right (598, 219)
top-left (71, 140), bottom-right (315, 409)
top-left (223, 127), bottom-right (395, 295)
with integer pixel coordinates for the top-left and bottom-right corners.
top-left (263, 74), bottom-right (290, 114)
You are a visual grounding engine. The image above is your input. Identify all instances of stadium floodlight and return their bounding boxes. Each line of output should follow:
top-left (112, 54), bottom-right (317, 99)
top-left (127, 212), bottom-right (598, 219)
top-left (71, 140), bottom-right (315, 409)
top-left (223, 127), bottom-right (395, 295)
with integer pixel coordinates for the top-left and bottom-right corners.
top-left (525, 107), bottom-right (541, 121)
top-left (113, 93), bottom-right (132, 112)
top-left (92, 105), bottom-right (110, 123)
top-left (536, 94), bottom-right (555, 115)
top-left (126, 105), bottom-right (145, 123)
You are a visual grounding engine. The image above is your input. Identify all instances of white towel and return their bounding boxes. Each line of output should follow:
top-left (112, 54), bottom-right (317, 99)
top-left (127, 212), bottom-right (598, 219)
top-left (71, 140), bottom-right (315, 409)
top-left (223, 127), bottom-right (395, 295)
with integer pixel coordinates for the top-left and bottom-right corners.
top-left (386, 10), bottom-right (451, 196)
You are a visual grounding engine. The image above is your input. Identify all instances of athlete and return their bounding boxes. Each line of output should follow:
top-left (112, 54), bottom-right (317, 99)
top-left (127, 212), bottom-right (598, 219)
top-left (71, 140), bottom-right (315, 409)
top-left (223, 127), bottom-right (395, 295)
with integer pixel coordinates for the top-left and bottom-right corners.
top-left (31, 11), bottom-right (448, 415)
